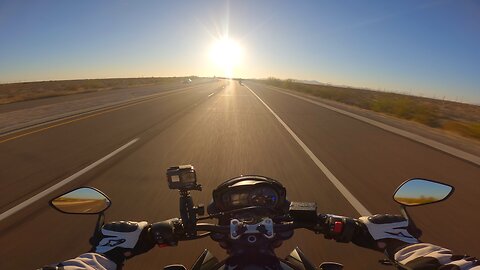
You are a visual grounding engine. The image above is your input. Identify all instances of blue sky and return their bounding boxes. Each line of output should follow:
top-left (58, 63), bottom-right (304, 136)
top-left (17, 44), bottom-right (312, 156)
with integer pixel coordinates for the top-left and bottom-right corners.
top-left (0, 0), bottom-right (479, 103)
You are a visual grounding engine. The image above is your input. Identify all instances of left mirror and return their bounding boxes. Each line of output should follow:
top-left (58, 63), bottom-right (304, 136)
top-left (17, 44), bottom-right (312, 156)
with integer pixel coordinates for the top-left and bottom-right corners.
top-left (50, 187), bottom-right (111, 214)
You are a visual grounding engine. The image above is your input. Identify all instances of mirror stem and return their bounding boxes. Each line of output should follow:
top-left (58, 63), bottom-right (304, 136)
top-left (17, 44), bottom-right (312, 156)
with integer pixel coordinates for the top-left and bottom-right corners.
top-left (399, 205), bottom-right (422, 239)
top-left (90, 213), bottom-right (105, 246)
top-left (399, 205), bottom-right (410, 220)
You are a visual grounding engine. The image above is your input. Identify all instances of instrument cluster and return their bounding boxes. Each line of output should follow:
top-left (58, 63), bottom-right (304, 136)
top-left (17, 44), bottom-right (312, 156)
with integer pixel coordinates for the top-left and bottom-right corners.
top-left (221, 185), bottom-right (279, 210)
top-left (210, 176), bottom-right (288, 214)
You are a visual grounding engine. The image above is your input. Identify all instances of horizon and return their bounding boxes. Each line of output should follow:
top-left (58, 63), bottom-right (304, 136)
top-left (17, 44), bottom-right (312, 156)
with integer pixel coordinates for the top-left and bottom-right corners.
top-left (0, 0), bottom-right (479, 103)
top-left (2, 75), bottom-right (478, 106)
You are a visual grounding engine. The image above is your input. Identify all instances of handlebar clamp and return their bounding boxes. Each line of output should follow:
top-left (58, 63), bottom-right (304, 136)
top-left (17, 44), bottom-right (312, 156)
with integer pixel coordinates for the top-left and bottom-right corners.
top-left (229, 218), bottom-right (275, 239)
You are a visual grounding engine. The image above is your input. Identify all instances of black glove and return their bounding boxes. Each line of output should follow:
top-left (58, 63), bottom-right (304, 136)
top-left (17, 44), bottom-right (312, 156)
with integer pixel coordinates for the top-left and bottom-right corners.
top-left (93, 221), bottom-right (155, 266)
top-left (352, 214), bottom-right (421, 255)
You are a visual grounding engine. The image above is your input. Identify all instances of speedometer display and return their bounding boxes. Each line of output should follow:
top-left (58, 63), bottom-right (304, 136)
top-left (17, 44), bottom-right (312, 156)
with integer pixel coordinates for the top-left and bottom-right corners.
top-left (229, 192), bottom-right (249, 206)
top-left (209, 175), bottom-right (288, 216)
top-left (221, 185), bottom-right (279, 209)
top-left (249, 187), bottom-right (277, 206)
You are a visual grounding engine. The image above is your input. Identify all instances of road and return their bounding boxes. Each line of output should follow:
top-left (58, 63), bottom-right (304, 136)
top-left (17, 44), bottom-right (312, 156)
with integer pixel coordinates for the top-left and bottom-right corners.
top-left (0, 80), bottom-right (479, 269)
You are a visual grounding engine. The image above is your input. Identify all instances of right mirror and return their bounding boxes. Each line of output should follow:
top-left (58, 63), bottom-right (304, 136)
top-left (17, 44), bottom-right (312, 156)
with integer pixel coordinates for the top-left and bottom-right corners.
top-left (394, 178), bottom-right (454, 206)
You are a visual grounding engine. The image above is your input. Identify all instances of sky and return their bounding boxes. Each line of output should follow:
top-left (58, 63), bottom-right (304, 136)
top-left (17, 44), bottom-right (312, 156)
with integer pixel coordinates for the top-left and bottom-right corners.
top-left (0, 0), bottom-right (479, 103)
top-left (395, 179), bottom-right (453, 200)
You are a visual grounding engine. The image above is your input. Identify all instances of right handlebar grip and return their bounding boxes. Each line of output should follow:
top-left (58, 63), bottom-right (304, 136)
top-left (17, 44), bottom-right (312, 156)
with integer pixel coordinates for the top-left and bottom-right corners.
top-left (321, 215), bottom-right (362, 243)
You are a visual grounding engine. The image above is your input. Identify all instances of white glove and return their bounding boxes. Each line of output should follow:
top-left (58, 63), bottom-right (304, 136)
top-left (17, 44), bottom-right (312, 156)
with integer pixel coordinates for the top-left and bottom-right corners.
top-left (359, 215), bottom-right (419, 244)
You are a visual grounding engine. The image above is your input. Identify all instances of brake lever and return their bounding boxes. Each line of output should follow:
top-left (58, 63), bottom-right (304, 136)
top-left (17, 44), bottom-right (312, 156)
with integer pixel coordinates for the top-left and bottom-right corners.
top-left (180, 232), bottom-right (212, 241)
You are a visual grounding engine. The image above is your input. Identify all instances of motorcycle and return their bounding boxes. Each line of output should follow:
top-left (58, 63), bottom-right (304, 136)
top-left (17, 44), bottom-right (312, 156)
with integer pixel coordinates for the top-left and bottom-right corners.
top-left (49, 165), bottom-right (454, 270)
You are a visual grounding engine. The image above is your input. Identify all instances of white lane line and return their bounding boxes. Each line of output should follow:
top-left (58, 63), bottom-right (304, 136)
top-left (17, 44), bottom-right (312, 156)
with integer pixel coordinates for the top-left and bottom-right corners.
top-left (264, 85), bottom-right (480, 167)
top-left (208, 92), bottom-right (215, 97)
top-left (0, 138), bottom-right (139, 222)
top-left (245, 85), bottom-right (372, 216)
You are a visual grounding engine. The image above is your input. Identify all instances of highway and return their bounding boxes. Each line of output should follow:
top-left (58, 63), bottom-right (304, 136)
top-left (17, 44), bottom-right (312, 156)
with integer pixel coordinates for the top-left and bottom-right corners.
top-left (0, 79), bottom-right (479, 269)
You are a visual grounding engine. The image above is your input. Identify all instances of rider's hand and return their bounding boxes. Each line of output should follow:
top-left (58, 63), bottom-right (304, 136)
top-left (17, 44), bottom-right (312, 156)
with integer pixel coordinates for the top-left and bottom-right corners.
top-left (92, 221), bottom-right (155, 266)
top-left (352, 214), bottom-right (421, 255)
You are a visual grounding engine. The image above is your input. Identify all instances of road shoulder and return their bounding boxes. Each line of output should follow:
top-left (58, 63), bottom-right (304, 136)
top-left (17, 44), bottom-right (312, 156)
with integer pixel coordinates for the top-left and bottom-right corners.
top-left (249, 81), bottom-right (480, 161)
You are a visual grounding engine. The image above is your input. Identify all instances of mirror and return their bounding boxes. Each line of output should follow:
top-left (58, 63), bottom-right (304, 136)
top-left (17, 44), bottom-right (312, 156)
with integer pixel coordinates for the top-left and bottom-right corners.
top-left (394, 178), bottom-right (454, 206)
top-left (50, 187), bottom-right (111, 214)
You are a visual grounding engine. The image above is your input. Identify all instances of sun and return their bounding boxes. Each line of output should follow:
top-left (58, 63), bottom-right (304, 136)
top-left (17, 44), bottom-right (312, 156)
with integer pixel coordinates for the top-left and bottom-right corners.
top-left (209, 37), bottom-right (243, 78)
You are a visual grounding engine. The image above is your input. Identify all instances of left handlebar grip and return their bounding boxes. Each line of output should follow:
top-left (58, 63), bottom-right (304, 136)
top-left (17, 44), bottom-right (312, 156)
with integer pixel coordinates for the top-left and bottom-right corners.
top-left (150, 218), bottom-right (182, 247)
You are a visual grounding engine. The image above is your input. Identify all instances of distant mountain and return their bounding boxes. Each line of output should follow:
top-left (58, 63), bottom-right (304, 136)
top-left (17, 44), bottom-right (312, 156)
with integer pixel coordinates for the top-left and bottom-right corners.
top-left (293, 79), bottom-right (325, 85)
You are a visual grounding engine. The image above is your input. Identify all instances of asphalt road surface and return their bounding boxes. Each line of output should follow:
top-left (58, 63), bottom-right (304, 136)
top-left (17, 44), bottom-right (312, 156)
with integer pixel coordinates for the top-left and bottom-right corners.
top-left (0, 80), bottom-right (479, 269)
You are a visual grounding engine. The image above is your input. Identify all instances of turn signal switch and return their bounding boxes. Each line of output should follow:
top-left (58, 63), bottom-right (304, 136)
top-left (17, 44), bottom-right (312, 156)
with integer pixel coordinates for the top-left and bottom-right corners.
top-left (323, 215), bottom-right (357, 243)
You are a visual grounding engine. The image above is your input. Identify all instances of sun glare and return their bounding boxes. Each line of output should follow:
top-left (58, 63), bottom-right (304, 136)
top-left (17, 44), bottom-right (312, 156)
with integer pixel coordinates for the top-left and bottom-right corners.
top-left (209, 38), bottom-right (243, 78)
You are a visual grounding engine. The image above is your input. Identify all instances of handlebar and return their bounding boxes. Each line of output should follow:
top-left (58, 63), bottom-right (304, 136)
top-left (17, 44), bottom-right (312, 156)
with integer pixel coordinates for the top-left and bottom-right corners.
top-left (150, 214), bottom-right (365, 246)
top-left (195, 223), bottom-right (230, 233)
top-left (195, 222), bottom-right (304, 233)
